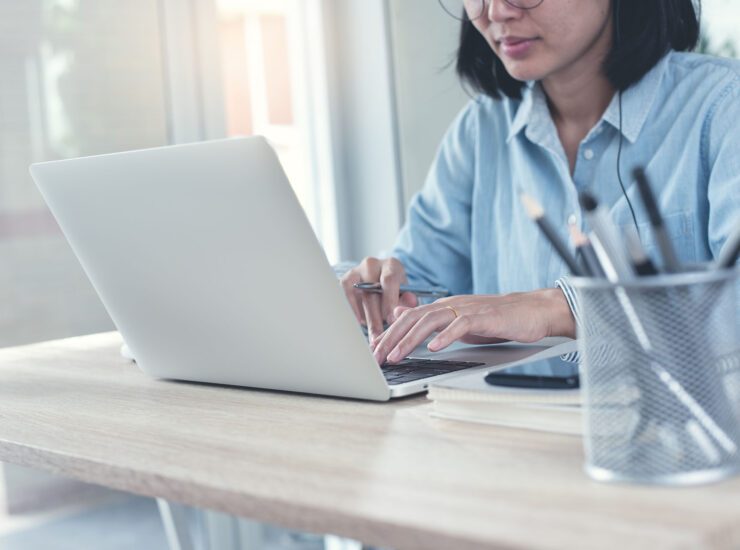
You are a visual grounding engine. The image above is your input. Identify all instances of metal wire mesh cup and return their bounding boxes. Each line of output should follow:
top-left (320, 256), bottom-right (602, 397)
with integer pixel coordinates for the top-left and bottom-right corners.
top-left (571, 267), bottom-right (740, 485)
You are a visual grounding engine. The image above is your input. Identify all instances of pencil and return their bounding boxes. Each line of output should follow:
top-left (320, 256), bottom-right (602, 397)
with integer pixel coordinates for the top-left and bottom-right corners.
top-left (568, 223), bottom-right (605, 278)
top-left (577, 193), bottom-right (734, 457)
top-left (717, 220), bottom-right (740, 269)
top-left (520, 193), bottom-right (584, 277)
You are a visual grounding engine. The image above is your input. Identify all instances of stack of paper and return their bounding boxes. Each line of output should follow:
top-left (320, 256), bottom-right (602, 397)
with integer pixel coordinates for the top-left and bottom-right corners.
top-left (427, 345), bottom-right (582, 435)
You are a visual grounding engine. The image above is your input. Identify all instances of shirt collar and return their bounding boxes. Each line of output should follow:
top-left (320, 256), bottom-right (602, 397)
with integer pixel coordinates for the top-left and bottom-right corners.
top-left (602, 53), bottom-right (669, 143)
top-left (506, 53), bottom-right (670, 145)
top-left (506, 81), bottom-right (536, 143)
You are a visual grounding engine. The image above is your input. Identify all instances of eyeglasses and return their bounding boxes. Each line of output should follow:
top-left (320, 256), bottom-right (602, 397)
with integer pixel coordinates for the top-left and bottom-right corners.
top-left (438, 0), bottom-right (545, 20)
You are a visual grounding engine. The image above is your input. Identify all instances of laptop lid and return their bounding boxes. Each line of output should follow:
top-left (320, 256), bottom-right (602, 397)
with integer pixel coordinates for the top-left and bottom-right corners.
top-left (31, 137), bottom-right (391, 400)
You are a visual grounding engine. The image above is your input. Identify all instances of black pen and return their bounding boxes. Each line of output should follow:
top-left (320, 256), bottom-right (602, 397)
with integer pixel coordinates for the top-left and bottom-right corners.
top-left (520, 193), bottom-right (585, 276)
top-left (578, 194), bottom-right (734, 457)
top-left (632, 167), bottom-right (681, 273)
top-left (353, 282), bottom-right (449, 299)
top-left (624, 226), bottom-right (659, 276)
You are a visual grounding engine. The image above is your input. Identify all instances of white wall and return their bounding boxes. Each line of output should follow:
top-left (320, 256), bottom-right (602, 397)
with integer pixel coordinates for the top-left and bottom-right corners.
top-left (323, 0), bottom-right (468, 261)
top-left (322, 0), bottom-right (404, 261)
top-left (387, 0), bottom-right (469, 211)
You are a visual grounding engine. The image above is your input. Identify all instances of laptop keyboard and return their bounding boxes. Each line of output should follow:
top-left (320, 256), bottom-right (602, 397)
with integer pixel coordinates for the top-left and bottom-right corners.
top-left (380, 358), bottom-right (485, 386)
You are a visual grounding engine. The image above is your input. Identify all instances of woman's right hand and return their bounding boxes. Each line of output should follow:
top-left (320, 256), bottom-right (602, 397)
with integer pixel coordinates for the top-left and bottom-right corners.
top-left (340, 257), bottom-right (418, 343)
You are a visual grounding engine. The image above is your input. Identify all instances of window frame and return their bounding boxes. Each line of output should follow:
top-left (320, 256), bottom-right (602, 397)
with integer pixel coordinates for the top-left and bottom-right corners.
top-left (159, 0), bottom-right (350, 262)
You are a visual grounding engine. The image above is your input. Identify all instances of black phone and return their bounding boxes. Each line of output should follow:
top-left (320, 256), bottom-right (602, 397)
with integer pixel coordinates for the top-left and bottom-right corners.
top-left (484, 356), bottom-right (580, 390)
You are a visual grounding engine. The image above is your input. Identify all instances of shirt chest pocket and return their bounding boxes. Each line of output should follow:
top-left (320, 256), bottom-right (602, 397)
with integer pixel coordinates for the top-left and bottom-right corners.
top-left (620, 211), bottom-right (697, 266)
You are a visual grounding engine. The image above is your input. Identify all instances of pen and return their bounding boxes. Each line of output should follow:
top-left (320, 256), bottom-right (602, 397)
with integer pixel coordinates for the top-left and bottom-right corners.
top-left (578, 192), bottom-right (735, 457)
top-left (578, 191), bottom-right (635, 281)
top-left (624, 226), bottom-right (659, 276)
top-left (716, 220), bottom-right (740, 269)
top-left (568, 222), bottom-right (606, 278)
top-left (632, 168), bottom-right (681, 273)
top-left (353, 282), bottom-right (449, 299)
top-left (520, 193), bottom-right (585, 276)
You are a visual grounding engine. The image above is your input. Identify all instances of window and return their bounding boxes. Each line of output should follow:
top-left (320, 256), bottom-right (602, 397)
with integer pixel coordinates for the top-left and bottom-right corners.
top-left (0, 0), bottom-right (168, 347)
top-left (214, 0), bottom-right (322, 251)
top-left (0, 0), bottom-right (337, 348)
top-left (700, 0), bottom-right (740, 57)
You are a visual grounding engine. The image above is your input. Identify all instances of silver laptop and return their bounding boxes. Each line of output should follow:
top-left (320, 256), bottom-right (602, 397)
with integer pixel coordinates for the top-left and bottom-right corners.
top-left (30, 137), bottom-right (549, 400)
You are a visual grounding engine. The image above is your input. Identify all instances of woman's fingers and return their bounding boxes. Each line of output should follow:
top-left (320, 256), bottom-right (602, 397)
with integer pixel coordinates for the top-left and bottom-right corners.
top-left (388, 308), bottom-right (457, 362)
top-left (340, 270), bottom-right (365, 324)
top-left (392, 303), bottom-right (413, 323)
top-left (375, 301), bottom-right (457, 362)
top-left (372, 306), bottom-right (424, 362)
top-left (362, 293), bottom-right (385, 343)
top-left (379, 262), bottom-right (403, 324)
top-left (428, 313), bottom-right (489, 351)
top-left (354, 258), bottom-right (385, 341)
top-left (374, 306), bottom-right (456, 364)
top-left (398, 291), bottom-right (418, 310)
top-left (339, 257), bottom-right (416, 339)
top-left (428, 291), bottom-right (566, 349)
top-left (372, 289), bottom-right (575, 364)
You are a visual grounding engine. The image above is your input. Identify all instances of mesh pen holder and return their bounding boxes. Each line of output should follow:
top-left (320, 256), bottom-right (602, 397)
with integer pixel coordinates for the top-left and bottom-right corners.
top-left (572, 267), bottom-right (740, 485)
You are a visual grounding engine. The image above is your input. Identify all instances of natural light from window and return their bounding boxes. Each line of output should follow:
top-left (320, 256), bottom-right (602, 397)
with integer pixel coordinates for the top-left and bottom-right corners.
top-left (215, 0), bottom-right (319, 248)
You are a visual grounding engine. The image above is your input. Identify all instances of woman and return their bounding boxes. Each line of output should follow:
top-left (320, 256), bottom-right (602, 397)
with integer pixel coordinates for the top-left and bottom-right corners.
top-left (341, 0), bottom-right (739, 365)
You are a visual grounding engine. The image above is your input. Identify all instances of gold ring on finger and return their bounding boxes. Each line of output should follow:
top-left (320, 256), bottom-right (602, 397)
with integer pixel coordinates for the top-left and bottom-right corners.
top-left (445, 305), bottom-right (459, 319)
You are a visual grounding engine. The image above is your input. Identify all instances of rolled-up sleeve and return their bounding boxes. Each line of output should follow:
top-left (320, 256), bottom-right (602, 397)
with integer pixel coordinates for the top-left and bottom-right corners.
top-left (555, 276), bottom-right (581, 363)
top-left (555, 276), bottom-right (583, 329)
top-left (391, 102), bottom-right (478, 296)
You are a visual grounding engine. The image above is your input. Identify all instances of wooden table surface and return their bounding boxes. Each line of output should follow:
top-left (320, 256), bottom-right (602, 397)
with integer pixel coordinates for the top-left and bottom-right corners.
top-left (1, 333), bottom-right (739, 550)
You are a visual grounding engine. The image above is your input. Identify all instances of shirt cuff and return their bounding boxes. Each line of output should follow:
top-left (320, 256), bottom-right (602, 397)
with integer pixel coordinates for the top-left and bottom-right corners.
top-left (555, 276), bottom-right (581, 363)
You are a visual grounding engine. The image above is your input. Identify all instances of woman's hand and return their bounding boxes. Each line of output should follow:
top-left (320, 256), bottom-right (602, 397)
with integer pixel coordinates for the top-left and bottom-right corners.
top-left (340, 257), bottom-right (418, 342)
top-left (370, 288), bottom-right (576, 365)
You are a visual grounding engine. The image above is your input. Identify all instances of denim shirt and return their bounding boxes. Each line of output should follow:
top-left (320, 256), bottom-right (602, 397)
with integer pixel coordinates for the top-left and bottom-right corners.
top-left (392, 51), bottom-right (740, 304)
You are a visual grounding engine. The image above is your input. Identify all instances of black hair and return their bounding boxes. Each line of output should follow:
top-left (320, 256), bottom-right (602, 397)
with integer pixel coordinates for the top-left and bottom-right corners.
top-left (456, 0), bottom-right (701, 100)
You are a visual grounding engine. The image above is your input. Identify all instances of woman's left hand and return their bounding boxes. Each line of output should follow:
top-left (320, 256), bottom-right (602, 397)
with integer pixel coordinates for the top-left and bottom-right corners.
top-left (371, 288), bottom-right (576, 365)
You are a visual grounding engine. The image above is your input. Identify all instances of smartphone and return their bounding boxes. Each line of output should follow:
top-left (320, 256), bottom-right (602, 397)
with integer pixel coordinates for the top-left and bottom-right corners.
top-left (484, 356), bottom-right (580, 390)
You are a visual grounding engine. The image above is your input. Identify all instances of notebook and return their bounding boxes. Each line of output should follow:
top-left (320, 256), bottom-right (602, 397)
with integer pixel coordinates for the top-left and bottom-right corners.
top-left (427, 341), bottom-right (582, 435)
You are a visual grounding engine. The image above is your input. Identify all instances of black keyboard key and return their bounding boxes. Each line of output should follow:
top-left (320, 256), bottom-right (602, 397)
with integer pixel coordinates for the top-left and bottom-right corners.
top-left (382, 358), bottom-right (485, 385)
top-left (383, 368), bottom-right (416, 376)
top-left (392, 358), bottom-right (432, 365)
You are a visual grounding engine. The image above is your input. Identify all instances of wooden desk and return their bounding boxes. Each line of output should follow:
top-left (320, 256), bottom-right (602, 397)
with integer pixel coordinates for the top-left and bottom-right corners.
top-left (1, 333), bottom-right (739, 550)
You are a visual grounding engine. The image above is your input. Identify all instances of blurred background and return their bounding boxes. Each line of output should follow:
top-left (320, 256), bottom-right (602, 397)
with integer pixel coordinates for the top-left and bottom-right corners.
top-left (0, 0), bottom-right (737, 547)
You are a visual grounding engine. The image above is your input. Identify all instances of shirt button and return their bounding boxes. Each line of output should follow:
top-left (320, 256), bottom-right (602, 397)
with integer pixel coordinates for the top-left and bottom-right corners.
top-left (583, 149), bottom-right (595, 160)
top-left (567, 214), bottom-right (577, 226)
